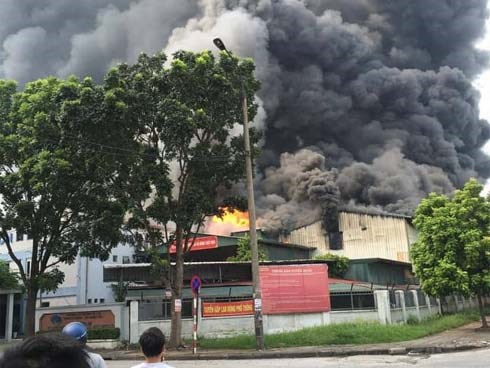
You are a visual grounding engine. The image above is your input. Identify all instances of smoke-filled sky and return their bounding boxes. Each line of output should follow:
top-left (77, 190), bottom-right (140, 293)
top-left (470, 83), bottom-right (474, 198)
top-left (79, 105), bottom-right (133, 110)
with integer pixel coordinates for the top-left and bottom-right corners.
top-left (1, 0), bottom-right (490, 232)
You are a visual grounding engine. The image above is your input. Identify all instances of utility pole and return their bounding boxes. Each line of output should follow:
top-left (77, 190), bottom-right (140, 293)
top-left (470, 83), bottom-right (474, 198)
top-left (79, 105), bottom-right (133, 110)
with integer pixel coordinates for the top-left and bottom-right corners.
top-left (213, 38), bottom-right (265, 350)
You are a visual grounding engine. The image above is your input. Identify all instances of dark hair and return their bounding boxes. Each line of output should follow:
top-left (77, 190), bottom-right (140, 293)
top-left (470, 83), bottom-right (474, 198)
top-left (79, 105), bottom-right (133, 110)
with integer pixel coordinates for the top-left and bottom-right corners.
top-left (139, 327), bottom-right (166, 358)
top-left (0, 334), bottom-right (90, 368)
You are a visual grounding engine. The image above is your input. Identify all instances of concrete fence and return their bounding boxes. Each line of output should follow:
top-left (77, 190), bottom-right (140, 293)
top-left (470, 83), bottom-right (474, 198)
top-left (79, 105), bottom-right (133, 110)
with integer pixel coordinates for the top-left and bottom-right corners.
top-left (35, 303), bottom-right (130, 341)
top-left (34, 291), bottom-right (487, 344)
top-left (374, 290), bottom-right (440, 325)
top-left (440, 294), bottom-right (490, 314)
top-left (127, 290), bottom-right (444, 343)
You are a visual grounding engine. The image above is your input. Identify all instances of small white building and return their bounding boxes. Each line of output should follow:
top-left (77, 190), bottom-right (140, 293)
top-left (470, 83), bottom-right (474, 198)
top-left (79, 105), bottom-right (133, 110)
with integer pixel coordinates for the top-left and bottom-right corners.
top-left (0, 230), bottom-right (136, 308)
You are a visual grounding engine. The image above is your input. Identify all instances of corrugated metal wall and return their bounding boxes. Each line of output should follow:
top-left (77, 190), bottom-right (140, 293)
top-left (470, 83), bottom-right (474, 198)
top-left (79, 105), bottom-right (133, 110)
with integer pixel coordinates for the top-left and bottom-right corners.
top-left (282, 211), bottom-right (417, 262)
top-left (339, 212), bottom-right (410, 262)
top-left (280, 221), bottom-right (329, 254)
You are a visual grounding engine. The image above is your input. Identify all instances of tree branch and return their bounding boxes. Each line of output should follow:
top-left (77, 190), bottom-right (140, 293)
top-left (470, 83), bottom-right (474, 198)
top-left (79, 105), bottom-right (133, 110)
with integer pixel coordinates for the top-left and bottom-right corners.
top-left (45, 258), bottom-right (63, 270)
top-left (2, 229), bottom-right (27, 283)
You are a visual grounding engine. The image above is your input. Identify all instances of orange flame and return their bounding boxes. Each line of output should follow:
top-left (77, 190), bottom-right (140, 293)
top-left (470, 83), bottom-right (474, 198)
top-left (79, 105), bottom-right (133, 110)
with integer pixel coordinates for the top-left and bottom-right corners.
top-left (212, 208), bottom-right (249, 227)
top-left (206, 207), bottom-right (249, 235)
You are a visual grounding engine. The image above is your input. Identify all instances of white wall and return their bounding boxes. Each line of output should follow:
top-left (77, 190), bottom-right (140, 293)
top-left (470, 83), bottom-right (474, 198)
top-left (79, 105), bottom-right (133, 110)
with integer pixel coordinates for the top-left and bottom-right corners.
top-left (329, 310), bottom-right (379, 324)
top-left (263, 312), bottom-right (330, 334)
top-left (0, 235), bottom-right (136, 308)
top-left (81, 243), bottom-right (135, 305)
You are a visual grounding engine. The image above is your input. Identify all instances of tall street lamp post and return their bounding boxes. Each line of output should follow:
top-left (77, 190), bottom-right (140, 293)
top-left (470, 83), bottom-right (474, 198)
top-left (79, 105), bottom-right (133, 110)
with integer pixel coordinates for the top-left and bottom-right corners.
top-left (213, 37), bottom-right (265, 350)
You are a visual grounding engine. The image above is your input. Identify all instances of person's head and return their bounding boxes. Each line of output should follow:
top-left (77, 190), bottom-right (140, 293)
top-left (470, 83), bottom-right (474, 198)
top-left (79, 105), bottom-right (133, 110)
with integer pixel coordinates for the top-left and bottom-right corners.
top-left (0, 333), bottom-right (90, 368)
top-left (62, 322), bottom-right (88, 344)
top-left (139, 327), bottom-right (166, 359)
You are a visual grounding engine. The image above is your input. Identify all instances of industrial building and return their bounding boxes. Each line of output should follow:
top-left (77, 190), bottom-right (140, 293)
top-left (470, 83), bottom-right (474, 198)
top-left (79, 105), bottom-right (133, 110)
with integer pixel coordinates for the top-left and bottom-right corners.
top-left (0, 208), bottom-right (426, 339)
top-left (281, 209), bottom-right (417, 262)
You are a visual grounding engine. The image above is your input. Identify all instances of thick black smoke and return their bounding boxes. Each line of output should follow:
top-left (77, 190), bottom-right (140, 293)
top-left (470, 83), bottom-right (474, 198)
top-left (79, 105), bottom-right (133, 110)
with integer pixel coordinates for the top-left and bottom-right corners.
top-left (0, 0), bottom-right (489, 231)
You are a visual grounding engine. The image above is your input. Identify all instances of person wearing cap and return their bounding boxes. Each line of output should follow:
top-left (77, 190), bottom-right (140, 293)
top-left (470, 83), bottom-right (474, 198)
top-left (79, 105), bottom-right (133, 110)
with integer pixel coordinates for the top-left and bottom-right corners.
top-left (62, 322), bottom-right (107, 368)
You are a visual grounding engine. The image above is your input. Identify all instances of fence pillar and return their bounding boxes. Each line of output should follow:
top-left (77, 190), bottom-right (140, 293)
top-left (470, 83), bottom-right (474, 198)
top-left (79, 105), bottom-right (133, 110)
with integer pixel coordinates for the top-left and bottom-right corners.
top-left (197, 297), bottom-right (203, 326)
top-left (5, 293), bottom-right (14, 341)
top-left (396, 290), bottom-right (407, 323)
top-left (436, 298), bottom-right (442, 315)
top-left (130, 300), bottom-right (139, 344)
top-left (453, 295), bottom-right (460, 312)
top-left (410, 290), bottom-right (421, 322)
top-left (374, 290), bottom-right (391, 325)
top-left (425, 294), bottom-right (432, 314)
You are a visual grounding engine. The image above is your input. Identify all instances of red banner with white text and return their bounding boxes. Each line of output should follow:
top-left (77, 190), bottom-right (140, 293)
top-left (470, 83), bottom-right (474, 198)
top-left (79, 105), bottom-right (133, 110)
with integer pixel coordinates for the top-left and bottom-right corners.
top-left (169, 235), bottom-right (218, 253)
top-left (202, 300), bottom-right (254, 317)
top-left (260, 264), bottom-right (330, 314)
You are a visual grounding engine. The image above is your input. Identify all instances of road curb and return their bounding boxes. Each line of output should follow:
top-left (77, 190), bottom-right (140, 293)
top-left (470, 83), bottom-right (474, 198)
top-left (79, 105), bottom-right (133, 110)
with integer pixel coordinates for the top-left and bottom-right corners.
top-left (100, 344), bottom-right (486, 361)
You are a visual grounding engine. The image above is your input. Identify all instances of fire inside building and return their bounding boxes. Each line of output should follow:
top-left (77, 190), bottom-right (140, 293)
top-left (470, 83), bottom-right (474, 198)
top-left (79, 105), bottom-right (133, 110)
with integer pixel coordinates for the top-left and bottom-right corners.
top-left (98, 208), bottom-right (423, 341)
top-left (29, 206), bottom-right (459, 343)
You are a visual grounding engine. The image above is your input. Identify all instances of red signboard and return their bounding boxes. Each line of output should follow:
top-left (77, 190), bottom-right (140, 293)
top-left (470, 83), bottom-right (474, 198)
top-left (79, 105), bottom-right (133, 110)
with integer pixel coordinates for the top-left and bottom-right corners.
top-left (39, 310), bottom-right (115, 332)
top-left (169, 236), bottom-right (218, 253)
top-left (259, 264), bottom-right (330, 314)
top-left (202, 300), bottom-right (254, 317)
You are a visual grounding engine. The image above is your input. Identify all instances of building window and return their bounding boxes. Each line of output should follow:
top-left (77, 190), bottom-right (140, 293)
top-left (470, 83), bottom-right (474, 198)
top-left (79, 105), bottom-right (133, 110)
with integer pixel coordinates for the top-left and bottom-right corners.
top-left (88, 299), bottom-right (92, 304)
top-left (112, 255), bottom-right (118, 262)
top-left (40, 302), bottom-right (50, 308)
top-left (16, 232), bottom-right (23, 242)
top-left (100, 298), bottom-right (105, 304)
top-left (9, 233), bottom-right (13, 243)
top-left (94, 298), bottom-right (98, 303)
top-left (26, 260), bottom-right (31, 277)
top-left (122, 256), bottom-right (130, 264)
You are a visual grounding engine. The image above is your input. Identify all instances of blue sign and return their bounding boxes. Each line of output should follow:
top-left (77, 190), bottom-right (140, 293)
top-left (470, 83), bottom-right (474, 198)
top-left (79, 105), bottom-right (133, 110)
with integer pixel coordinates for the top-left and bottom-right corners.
top-left (190, 275), bottom-right (201, 295)
top-left (50, 314), bottom-right (62, 325)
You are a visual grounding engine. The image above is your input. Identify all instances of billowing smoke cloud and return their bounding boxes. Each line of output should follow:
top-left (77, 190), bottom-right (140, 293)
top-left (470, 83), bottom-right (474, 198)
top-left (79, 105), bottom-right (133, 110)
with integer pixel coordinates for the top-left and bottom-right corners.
top-left (256, 149), bottom-right (340, 231)
top-left (1, 0), bottom-right (489, 232)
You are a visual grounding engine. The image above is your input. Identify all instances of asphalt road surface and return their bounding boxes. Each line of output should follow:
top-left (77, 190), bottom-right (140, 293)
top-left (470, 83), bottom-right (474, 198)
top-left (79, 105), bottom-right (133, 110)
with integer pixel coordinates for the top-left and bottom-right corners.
top-left (107, 348), bottom-right (490, 368)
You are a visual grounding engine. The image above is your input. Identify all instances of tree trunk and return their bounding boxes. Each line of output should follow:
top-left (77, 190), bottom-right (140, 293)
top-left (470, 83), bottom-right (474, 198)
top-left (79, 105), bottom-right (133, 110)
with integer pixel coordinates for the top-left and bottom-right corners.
top-left (169, 229), bottom-right (184, 348)
top-left (24, 286), bottom-right (39, 337)
top-left (477, 293), bottom-right (488, 328)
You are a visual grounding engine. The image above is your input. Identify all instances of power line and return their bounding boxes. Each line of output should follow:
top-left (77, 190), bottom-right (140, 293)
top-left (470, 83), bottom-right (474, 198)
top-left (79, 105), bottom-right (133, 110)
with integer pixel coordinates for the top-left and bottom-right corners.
top-left (39, 137), bottom-right (237, 163)
top-left (59, 132), bottom-right (237, 160)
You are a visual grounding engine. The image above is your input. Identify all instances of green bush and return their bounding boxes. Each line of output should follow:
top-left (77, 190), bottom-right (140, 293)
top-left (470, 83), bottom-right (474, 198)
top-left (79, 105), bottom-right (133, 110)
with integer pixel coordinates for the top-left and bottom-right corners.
top-left (37, 327), bottom-right (120, 340)
top-left (406, 315), bottom-right (419, 325)
top-left (88, 327), bottom-right (120, 340)
top-left (314, 253), bottom-right (349, 278)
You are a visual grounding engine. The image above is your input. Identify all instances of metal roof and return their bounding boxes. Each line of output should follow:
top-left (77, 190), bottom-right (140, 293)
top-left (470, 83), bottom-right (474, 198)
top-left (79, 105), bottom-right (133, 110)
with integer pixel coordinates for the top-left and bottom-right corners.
top-left (338, 208), bottom-right (413, 220)
top-left (103, 259), bottom-right (329, 269)
top-left (348, 258), bottom-right (412, 267)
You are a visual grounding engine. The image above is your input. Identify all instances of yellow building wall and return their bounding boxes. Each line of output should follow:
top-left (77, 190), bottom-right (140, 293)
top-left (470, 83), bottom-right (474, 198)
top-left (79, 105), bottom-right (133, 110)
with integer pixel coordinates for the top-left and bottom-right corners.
top-left (280, 221), bottom-right (329, 254)
top-left (282, 211), bottom-right (416, 262)
top-left (338, 212), bottom-right (411, 262)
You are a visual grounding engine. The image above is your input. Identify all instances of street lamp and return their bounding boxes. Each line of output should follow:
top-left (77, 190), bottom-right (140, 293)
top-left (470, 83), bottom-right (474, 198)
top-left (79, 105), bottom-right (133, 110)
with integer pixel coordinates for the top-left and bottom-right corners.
top-left (213, 37), bottom-right (265, 350)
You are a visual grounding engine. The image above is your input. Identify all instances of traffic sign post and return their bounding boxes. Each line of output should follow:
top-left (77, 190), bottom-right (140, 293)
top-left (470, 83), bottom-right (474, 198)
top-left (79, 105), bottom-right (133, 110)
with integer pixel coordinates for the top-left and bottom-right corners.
top-left (190, 275), bottom-right (201, 355)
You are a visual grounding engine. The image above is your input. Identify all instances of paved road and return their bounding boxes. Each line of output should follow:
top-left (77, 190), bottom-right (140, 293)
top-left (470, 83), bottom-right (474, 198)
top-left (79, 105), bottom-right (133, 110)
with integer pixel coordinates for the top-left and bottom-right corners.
top-left (107, 348), bottom-right (490, 367)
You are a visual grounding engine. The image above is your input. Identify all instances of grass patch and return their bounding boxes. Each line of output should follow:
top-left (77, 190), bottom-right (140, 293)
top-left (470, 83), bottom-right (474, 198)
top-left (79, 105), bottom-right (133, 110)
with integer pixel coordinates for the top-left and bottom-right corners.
top-left (199, 312), bottom-right (480, 349)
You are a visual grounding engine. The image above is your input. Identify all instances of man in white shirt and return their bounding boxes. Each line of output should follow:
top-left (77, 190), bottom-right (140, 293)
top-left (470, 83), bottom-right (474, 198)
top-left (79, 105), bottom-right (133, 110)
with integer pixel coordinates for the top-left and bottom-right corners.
top-left (132, 327), bottom-right (173, 368)
top-left (62, 322), bottom-right (107, 368)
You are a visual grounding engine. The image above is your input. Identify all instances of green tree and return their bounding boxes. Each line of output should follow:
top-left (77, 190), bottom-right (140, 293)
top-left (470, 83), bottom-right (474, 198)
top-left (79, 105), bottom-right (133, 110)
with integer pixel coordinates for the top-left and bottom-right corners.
top-left (0, 77), bottom-right (133, 336)
top-left (314, 253), bottom-right (350, 278)
top-left (110, 50), bottom-right (259, 347)
top-left (227, 235), bottom-right (267, 262)
top-left (0, 261), bottom-right (19, 289)
top-left (411, 178), bottom-right (490, 328)
top-left (111, 280), bottom-right (130, 303)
